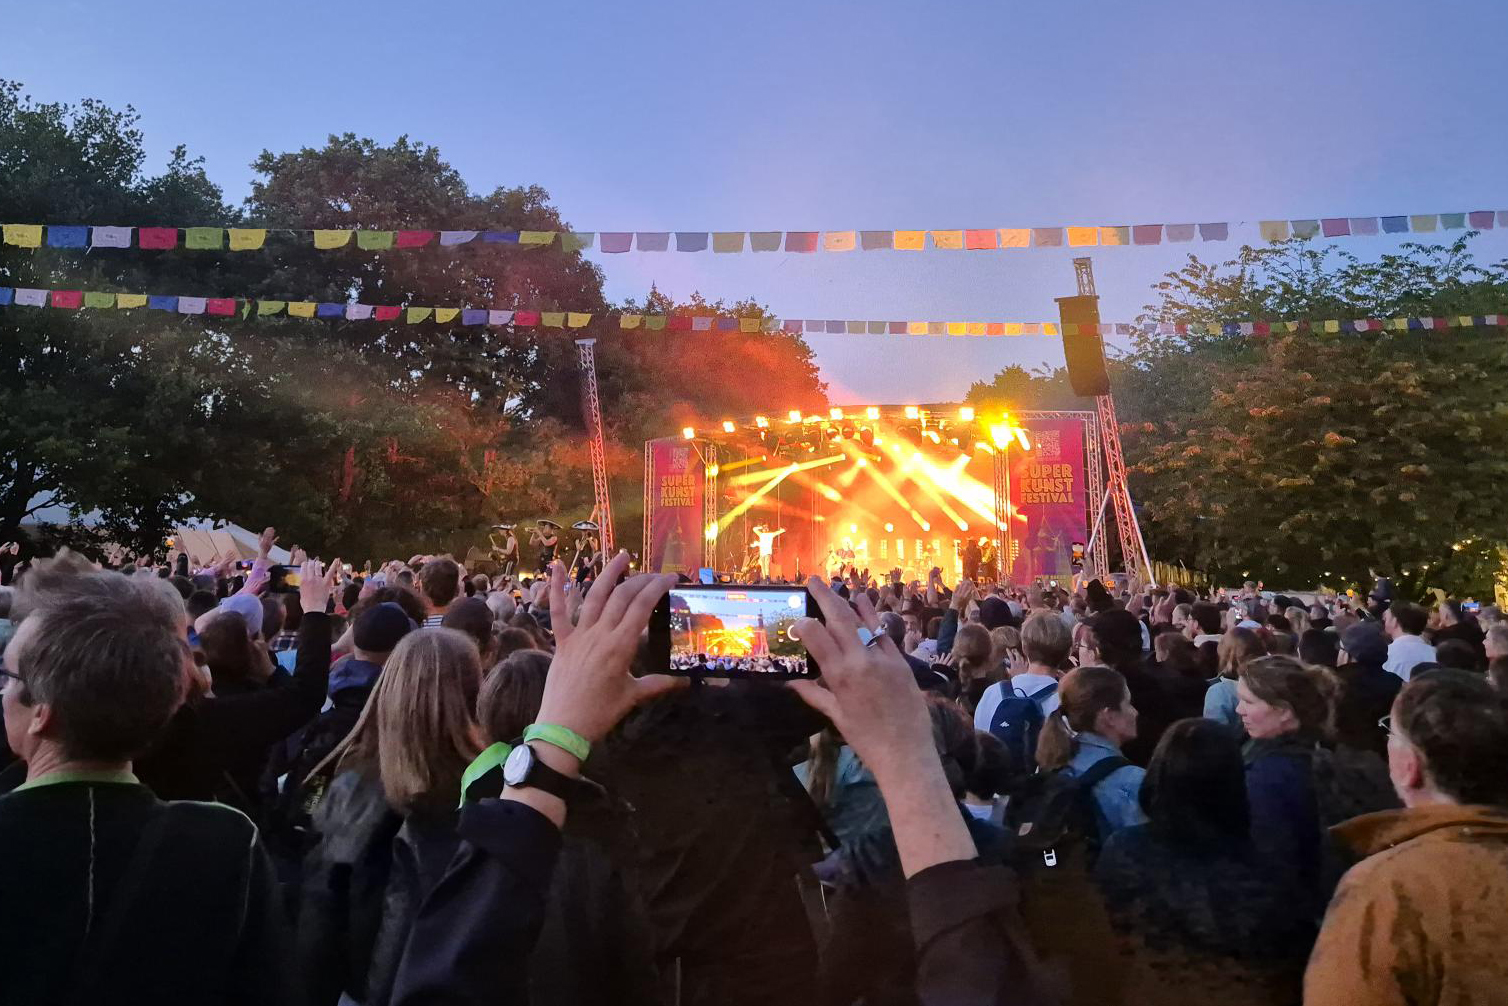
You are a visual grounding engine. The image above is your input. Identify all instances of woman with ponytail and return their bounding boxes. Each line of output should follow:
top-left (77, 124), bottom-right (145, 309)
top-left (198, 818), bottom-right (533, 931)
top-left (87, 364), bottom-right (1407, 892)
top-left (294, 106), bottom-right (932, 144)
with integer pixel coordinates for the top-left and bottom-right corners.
top-left (1037, 665), bottom-right (1149, 839)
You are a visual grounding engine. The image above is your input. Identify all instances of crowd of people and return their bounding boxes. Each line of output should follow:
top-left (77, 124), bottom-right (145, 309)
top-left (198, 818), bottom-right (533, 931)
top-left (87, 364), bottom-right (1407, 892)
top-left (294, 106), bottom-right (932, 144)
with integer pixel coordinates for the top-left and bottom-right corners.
top-left (1, 530), bottom-right (1506, 1006)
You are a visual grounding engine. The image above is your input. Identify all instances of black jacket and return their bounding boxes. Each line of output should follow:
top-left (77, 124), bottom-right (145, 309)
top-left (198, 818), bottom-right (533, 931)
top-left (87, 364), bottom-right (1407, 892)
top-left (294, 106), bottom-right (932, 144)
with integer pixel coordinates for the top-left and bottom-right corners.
top-left (1095, 822), bottom-right (1314, 1006)
top-left (1331, 661), bottom-right (1402, 758)
top-left (0, 778), bottom-right (293, 1006)
top-left (136, 612), bottom-right (332, 812)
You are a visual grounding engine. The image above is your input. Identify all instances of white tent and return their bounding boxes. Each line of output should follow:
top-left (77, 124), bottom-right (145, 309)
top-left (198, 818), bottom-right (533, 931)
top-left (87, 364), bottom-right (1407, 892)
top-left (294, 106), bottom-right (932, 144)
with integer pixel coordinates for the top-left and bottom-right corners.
top-left (170, 520), bottom-right (291, 565)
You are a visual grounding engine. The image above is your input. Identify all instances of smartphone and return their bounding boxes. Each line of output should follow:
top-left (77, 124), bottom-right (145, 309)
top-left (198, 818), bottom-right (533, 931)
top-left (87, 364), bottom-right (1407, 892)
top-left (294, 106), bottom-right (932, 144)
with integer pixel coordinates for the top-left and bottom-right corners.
top-left (650, 583), bottom-right (821, 679)
top-left (235, 559), bottom-right (255, 571)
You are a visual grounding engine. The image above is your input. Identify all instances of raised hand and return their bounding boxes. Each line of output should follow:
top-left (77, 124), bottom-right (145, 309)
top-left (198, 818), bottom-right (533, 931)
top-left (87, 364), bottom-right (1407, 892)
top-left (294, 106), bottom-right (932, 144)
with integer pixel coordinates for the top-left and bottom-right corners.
top-left (258, 527), bottom-right (277, 560)
top-left (298, 558), bottom-right (340, 615)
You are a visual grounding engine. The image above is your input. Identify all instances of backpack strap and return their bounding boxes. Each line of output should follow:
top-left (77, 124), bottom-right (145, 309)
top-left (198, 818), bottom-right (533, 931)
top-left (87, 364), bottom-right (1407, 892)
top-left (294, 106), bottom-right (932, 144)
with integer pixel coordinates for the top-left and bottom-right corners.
top-left (1027, 682), bottom-right (1058, 703)
top-left (1075, 755), bottom-right (1131, 791)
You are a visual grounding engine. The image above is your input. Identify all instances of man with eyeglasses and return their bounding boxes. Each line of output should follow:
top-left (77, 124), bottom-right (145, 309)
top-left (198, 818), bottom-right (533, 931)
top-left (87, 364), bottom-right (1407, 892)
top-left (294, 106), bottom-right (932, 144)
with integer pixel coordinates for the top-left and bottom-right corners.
top-left (0, 563), bottom-right (291, 1004)
top-left (1306, 669), bottom-right (1508, 1005)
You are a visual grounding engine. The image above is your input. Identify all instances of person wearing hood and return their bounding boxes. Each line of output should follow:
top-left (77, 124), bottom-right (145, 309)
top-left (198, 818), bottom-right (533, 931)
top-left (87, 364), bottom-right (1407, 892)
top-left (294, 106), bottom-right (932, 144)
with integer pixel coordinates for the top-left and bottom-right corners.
top-left (1329, 623), bottom-right (1402, 759)
top-left (1307, 670), bottom-right (1508, 1005)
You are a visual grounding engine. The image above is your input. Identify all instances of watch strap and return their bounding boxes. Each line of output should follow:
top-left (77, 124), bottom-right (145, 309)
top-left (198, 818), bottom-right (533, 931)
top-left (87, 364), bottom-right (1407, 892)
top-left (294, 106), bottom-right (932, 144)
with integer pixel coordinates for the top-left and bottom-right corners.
top-left (511, 744), bottom-right (581, 801)
top-left (524, 723), bottom-right (591, 763)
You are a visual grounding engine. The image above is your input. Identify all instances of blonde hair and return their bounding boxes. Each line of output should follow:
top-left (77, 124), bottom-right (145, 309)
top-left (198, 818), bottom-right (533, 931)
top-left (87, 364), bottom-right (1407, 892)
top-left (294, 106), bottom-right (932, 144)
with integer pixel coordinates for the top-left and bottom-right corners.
top-left (1020, 610), bottom-right (1072, 669)
top-left (1217, 627), bottom-right (1267, 680)
top-left (989, 625), bottom-right (1022, 669)
top-left (954, 623), bottom-right (994, 678)
top-left (318, 627), bottom-right (484, 814)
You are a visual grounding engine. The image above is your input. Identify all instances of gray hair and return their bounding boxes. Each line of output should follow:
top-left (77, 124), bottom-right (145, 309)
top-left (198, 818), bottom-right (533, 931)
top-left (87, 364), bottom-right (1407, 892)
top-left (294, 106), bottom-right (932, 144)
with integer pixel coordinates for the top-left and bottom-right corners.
top-left (13, 571), bottom-right (186, 761)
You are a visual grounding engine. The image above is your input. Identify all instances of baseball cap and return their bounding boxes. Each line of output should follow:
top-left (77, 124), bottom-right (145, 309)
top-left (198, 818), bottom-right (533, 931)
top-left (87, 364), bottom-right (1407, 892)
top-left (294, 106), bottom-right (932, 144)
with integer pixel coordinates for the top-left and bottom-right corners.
top-left (216, 594), bottom-right (265, 638)
top-left (1340, 623), bottom-right (1389, 665)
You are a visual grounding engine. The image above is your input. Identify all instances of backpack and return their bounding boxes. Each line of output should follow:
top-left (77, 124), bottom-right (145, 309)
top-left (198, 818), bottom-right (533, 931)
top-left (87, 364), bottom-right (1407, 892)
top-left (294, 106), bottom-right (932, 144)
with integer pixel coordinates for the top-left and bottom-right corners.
top-left (1307, 745), bottom-right (1401, 828)
top-left (259, 703), bottom-right (362, 863)
top-left (987, 682), bottom-right (1059, 770)
top-left (1002, 755), bottom-right (1131, 870)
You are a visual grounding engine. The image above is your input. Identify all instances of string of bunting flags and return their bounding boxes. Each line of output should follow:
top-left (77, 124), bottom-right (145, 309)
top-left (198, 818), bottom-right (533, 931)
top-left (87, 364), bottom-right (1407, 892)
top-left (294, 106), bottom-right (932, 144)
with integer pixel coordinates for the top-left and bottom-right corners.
top-left (0, 285), bottom-right (1503, 337)
top-left (3, 210), bottom-right (1506, 255)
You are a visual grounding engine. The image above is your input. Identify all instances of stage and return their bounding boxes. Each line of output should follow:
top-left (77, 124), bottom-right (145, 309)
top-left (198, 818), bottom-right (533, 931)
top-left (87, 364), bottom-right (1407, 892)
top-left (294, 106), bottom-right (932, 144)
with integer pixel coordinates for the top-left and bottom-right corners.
top-left (643, 406), bottom-right (1105, 585)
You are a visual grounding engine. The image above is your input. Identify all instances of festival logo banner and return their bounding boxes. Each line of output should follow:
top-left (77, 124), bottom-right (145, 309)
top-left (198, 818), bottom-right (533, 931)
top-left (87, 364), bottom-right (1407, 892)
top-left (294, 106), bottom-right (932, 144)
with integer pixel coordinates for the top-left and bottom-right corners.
top-left (646, 438), bottom-right (705, 577)
top-left (1008, 418), bottom-right (1088, 582)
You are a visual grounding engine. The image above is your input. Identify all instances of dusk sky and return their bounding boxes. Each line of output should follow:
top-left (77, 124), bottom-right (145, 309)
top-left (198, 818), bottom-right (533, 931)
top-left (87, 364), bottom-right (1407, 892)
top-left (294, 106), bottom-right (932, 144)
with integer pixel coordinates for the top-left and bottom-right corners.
top-left (8, 0), bottom-right (1507, 404)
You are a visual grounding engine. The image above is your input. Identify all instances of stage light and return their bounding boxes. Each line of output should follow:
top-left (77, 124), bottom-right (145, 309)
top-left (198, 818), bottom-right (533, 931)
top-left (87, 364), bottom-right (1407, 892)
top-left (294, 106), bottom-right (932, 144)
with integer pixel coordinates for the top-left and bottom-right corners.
top-left (959, 406), bottom-right (975, 422)
top-left (830, 408), bottom-right (844, 420)
top-left (841, 422), bottom-right (856, 440)
top-left (755, 416), bottom-right (769, 428)
top-left (873, 436), bottom-right (884, 446)
top-left (904, 406), bottom-right (920, 419)
top-left (705, 523), bottom-right (719, 541)
top-left (989, 423), bottom-right (1010, 448)
top-left (788, 410), bottom-right (802, 423)
top-left (859, 426), bottom-right (874, 448)
top-left (920, 520), bottom-right (931, 532)
top-left (721, 420), bottom-right (735, 433)
top-left (885, 523), bottom-right (894, 532)
top-left (866, 406), bottom-right (880, 420)
top-left (682, 427), bottom-right (696, 440)
top-left (707, 464), bottom-right (720, 477)
top-left (849, 523), bottom-right (858, 534)
top-left (825, 425), bottom-right (841, 441)
top-left (856, 458), bottom-right (867, 467)
top-left (1015, 428), bottom-right (1032, 451)
top-left (925, 430), bottom-right (941, 444)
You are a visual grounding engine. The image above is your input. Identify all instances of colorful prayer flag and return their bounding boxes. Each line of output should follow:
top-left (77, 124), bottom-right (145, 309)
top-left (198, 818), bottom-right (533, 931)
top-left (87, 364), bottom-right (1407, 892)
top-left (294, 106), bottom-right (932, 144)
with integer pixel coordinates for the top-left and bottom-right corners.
top-left (288, 302), bottom-right (317, 318)
top-left (674, 232), bottom-right (708, 252)
top-left (893, 230), bottom-right (926, 250)
top-left (184, 227), bottom-right (223, 250)
top-left (1290, 220), bottom-right (1320, 239)
top-left (138, 227), bottom-right (178, 249)
top-left (433, 307), bottom-right (459, 323)
top-left (620, 315), bottom-right (643, 329)
top-left (314, 229), bottom-right (353, 249)
top-left (147, 295), bottom-right (177, 311)
top-left (964, 229), bottom-right (998, 250)
top-left (1132, 224), bottom-right (1163, 246)
top-left (518, 231), bottom-right (556, 246)
top-left (1100, 226), bottom-right (1130, 246)
top-left (846, 320), bottom-right (864, 334)
top-left (930, 230), bottom-right (965, 249)
top-left (1321, 218), bottom-right (1350, 237)
top-left (600, 232), bottom-right (633, 253)
top-left (644, 315), bottom-right (665, 330)
top-left (440, 230), bottom-right (479, 246)
top-left (866, 321), bottom-right (886, 335)
top-left (228, 228), bottom-right (267, 251)
top-left (367, 304), bottom-right (396, 321)
top-left (177, 297), bottom-right (207, 315)
top-left (1259, 221), bottom-right (1290, 242)
top-left (14, 288), bottom-right (46, 307)
top-left (1165, 224), bottom-right (1196, 242)
top-left (116, 293), bottom-right (147, 309)
top-left (1198, 223), bottom-right (1229, 241)
top-left (986, 323), bottom-right (1005, 336)
top-left (785, 232), bottom-right (819, 253)
top-left (461, 309), bottom-right (488, 326)
top-left (713, 232), bottom-right (745, 253)
top-left (0, 288), bottom-right (11, 306)
top-left (406, 307), bottom-right (432, 323)
top-left (396, 230), bottom-right (436, 248)
top-left (999, 228), bottom-right (1031, 248)
top-left (823, 231), bottom-right (857, 252)
top-left (541, 312), bottom-right (566, 328)
top-left (860, 231), bottom-right (893, 250)
top-left (1408, 215), bottom-right (1437, 233)
top-left (51, 290), bottom-right (83, 309)
top-left (749, 231), bottom-right (782, 252)
top-left (560, 232), bottom-right (594, 252)
top-left (1441, 213), bottom-right (1467, 230)
top-left (1066, 227), bottom-right (1099, 247)
top-left (908, 321), bottom-right (928, 335)
top-left (1032, 228), bottom-right (1064, 247)
top-left (967, 322), bottom-right (986, 336)
top-left (1380, 216), bottom-right (1409, 234)
top-left (1468, 211), bottom-right (1495, 230)
top-left (206, 298), bottom-right (236, 316)
top-left (738, 317), bottom-right (762, 333)
top-left (47, 226), bottom-right (88, 248)
top-left (356, 231), bottom-right (395, 250)
top-left (482, 231), bottom-right (519, 244)
top-left (317, 303), bottom-right (344, 318)
top-left (257, 301), bottom-right (286, 316)
top-left (1349, 217), bottom-right (1380, 235)
top-left (345, 304), bottom-right (374, 320)
top-left (82, 291), bottom-right (115, 309)
top-left (636, 232), bottom-right (670, 252)
top-left (567, 312), bottom-right (592, 328)
top-left (668, 316), bottom-right (693, 331)
top-left (91, 226), bottom-right (132, 248)
top-left (3, 224), bottom-right (43, 247)
top-left (487, 310), bottom-right (513, 325)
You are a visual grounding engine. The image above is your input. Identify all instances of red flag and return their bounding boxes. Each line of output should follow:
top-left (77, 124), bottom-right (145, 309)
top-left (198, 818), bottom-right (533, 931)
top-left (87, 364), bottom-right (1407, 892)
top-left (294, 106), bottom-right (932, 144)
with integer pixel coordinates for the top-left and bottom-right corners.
top-left (513, 310), bottom-right (541, 326)
top-left (206, 297), bottom-right (236, 316)
top-left (668, 315), bottom-right (693, 331)
top-left (985, 323), bottom-right (1005, 336)
top-left (396, 230), bottom-right (435, 248)
top-left (374, 305), bottom-right (401, 321)
top-left (50, 290), bottom-right (83, 309)
top-left (138, 227), bottom-right (178, 249)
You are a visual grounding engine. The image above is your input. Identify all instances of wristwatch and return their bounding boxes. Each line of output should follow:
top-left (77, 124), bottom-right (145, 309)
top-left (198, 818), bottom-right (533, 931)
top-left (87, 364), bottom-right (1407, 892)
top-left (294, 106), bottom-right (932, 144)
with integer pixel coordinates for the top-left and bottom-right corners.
top-left (502, 742), bottom-right (582, 801)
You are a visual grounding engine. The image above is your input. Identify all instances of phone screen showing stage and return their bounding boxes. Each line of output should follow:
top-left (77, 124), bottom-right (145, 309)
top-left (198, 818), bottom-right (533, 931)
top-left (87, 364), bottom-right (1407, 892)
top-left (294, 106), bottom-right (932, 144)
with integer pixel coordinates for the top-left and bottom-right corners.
top-left (655, 584), bottom-right (819, 679)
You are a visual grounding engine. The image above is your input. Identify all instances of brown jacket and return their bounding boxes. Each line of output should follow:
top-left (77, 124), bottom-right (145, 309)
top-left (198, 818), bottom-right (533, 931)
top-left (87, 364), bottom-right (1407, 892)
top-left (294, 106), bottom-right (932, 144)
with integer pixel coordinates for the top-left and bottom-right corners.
top-left (1305, 803), bottom-right (1508, 1006)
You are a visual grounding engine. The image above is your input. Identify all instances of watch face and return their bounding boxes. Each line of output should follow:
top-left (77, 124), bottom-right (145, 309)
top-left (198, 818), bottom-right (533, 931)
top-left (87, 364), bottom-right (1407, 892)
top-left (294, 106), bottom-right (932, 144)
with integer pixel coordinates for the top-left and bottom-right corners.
top-left (503, 744), bottom-right (533, 787)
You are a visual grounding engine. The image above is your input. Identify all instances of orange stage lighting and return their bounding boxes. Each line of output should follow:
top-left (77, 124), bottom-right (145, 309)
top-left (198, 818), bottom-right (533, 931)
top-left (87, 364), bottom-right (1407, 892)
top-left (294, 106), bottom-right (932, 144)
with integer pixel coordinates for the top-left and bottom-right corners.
top-left (722, 420), bottom-right (736, 433)
top-left (682, 427), bottom-right (695, 440)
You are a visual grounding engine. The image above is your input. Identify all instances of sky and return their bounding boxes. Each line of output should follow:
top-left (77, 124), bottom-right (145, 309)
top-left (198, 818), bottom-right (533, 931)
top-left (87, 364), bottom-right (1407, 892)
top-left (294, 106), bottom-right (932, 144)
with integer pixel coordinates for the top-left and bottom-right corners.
top-left (7, 0), bottom-right (1508, 404)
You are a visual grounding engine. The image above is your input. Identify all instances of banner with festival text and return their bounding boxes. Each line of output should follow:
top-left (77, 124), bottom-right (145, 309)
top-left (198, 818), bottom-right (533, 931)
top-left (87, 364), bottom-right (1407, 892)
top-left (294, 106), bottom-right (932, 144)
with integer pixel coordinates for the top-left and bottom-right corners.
top-left (645, 438), bottom-right (706, 578)
top-left (1006, 418), bottom-right (1088, 582)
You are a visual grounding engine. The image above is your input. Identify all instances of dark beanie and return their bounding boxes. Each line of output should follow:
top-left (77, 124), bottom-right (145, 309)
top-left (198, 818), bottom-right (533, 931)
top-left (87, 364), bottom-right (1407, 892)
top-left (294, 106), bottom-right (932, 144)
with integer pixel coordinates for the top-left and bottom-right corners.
top-left (355, 602), bottom-right (414, 654)
top-left (1341, 623), bottom-right (1389, 666)
top-left (979, 596), bottom-right (1014, 630)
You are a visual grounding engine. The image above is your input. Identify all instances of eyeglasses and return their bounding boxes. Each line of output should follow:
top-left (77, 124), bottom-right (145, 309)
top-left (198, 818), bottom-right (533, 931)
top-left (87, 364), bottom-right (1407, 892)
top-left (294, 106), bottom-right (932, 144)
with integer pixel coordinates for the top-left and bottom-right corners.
top-left (1377, 715), bottom-right (1393, 736)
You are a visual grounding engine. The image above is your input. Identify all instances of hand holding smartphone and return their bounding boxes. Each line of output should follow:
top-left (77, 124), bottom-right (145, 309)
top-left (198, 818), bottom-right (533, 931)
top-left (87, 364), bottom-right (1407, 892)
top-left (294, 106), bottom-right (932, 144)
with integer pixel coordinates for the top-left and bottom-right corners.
top-left (649, 584), bottom-right (822, 679)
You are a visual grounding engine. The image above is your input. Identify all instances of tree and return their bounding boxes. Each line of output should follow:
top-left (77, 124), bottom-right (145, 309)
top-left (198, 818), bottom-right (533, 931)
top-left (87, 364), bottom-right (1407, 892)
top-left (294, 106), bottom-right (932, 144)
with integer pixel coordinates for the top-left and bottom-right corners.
top-left (1123, 238), bottom-right (1508, 595)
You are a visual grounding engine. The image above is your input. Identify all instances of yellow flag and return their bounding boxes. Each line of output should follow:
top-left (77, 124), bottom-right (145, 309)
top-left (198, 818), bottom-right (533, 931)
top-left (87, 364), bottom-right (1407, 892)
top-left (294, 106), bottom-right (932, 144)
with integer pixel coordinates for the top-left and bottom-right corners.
top-left (907, 321), bottom-right (928, 335)
top-left (228, 228), bottom-right (267, 251)
top-left (620, 315), bottom-right (642, 329)
top-left (1459, 315), bottom-right (1474, 328)
top-left (822, 231), bottom-right (856, 252)
top-left (1043, 324), bottom-right (1059, 336)
top-left (967, 322), bottom-right (986, 336)
top-left (313, 229), bottom-right (352, 249)
top-left (3, 224), bottom-right (43, 247)
top-left (284, 302), bottom-right (315, 318)
top-left (1391, 318), bottom-right (1408, 330)
top-left (894, 231), bottom-right (926, 251)
top-left (567, 312), bottom-right (592, 328)
top-left (998, 228), bottom-right (1030, 248)
top-left (930, 230), bottom-right (964, 250)
top-left (257, 301), bottom-right (286, 316)
top-left (406, 307), bottom-right (432, 324)
top-left (1323, 320), bottom-right (1340, 333)
top-left (1003, 323), bottom-right (1023, 336)
top-left (116, 293), bottom-right (147, 309)
top-left (541, 311), bottom-right (565, 328)
top-left (946, 322), bottom-right (967, 336)
top-left (519, 231), bottom-right (556, 246)
top-left (1099, 226), bottom-right (1130, 246)
top-left (1067, 226), bottom-right (1099, 247)
top-left (739, 317), bottom-right (760, 333)
top-left (434, 307), bottom-right (459, 324)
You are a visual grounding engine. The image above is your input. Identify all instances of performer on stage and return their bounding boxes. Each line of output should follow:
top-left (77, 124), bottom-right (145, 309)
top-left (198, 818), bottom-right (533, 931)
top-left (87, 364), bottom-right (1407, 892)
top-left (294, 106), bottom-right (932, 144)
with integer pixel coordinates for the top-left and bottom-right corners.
top-left (963, 537), bottom-right (982, 582)
top-left (751, 524), bottom-right (785, 581)
top-left (979, 537), bottom-right (998, 583)
top-left (488, 523), bottom-right (519, 577)
top-left (530, 520), bottom-right (561, 574)
top-left (571, 511), bottom-right (602, 583)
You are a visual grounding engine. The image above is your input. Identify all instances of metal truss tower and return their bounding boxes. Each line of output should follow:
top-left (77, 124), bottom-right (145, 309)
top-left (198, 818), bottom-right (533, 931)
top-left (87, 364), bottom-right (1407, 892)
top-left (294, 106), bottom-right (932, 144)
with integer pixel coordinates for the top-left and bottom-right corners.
top-left (574, 339), bottom-right (615, 555)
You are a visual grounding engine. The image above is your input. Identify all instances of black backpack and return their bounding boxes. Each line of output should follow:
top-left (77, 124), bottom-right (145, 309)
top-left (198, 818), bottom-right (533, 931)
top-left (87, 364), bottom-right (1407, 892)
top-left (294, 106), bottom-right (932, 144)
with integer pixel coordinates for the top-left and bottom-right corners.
top-left (986, 682), bottom-right (1059, 770)
top-left (1002, 755), bottom-right (1131, 870)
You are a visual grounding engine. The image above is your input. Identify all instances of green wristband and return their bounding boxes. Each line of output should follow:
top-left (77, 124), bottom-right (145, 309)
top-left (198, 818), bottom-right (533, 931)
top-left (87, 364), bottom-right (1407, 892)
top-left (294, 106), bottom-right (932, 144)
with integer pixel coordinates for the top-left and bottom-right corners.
top-left (459, 741), bottom-right (513, 808)
top-left (524, 723), bottom-right (591, 763)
